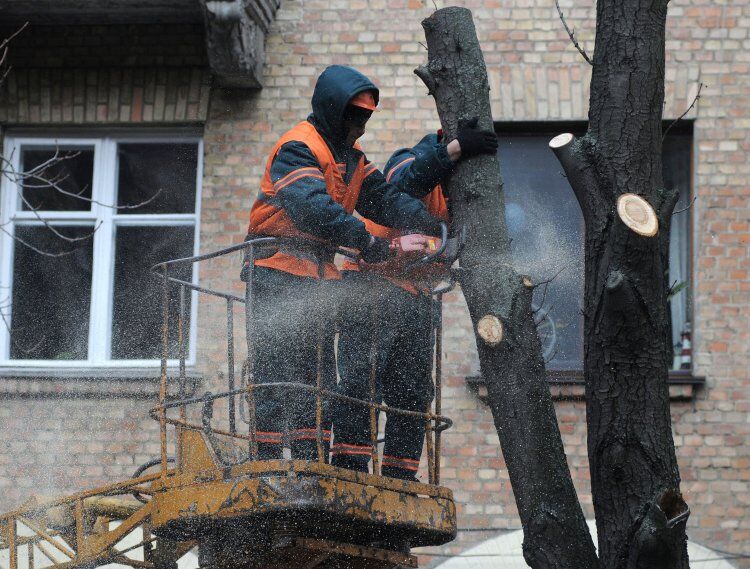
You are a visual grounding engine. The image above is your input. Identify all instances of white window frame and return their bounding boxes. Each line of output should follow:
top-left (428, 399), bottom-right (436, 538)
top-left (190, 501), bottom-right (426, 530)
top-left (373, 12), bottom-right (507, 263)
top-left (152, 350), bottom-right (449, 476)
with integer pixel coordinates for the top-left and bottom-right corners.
top-left (0, 132), bottom-right (203, 368)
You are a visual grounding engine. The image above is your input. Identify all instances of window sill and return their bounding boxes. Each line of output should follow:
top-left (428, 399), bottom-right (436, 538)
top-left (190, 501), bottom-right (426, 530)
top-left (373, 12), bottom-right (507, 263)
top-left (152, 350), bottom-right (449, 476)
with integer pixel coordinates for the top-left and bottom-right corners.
top-left (466, 370), bottom-right (705, 403)
top-left (0, 366), bottom-right (202, 399)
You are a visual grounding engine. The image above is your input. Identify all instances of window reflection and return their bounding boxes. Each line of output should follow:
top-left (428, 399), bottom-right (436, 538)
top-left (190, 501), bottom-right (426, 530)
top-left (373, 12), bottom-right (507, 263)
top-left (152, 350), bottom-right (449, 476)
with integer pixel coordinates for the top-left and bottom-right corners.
top-left (498, 128), bottom-right (692, 371)
top-left (111, 226), bottom-right (194, 360)
top-left (117, 143), bottom-right (198, 214)
top-left (500, 135), bottom-right (584, 370)
top-left (20, 147), bottom-right (94, 211)
top-left (11, 226), bottom-right (93, 360)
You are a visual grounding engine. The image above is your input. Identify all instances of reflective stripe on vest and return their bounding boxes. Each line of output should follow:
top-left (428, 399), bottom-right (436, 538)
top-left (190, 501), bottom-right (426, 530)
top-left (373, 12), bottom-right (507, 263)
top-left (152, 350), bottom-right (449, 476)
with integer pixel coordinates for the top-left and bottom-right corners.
top-left (248, 121), bottom-right (366, 279)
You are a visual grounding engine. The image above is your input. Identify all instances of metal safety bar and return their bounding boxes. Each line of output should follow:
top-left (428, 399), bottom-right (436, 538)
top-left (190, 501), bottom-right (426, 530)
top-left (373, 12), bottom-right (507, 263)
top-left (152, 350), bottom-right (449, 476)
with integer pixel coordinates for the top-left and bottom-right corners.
top-left (0, 471), bottom-right (173, 569)
top-left (149, 236), bottom-right (453, 485)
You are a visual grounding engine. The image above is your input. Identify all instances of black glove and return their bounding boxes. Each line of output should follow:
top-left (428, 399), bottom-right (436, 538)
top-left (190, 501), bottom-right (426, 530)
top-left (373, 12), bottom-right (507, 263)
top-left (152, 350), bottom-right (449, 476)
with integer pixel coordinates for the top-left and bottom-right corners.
top-left (456, 117), bottom-right (498, 159)
top-left (360, 236), bottom-right (394, 264)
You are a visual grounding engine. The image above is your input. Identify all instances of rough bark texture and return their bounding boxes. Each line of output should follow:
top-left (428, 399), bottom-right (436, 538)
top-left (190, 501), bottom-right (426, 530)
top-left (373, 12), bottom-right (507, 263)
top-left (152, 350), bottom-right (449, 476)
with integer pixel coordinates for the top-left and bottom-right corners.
top-left (551, 0), bottom-right (690, 567)
top-left (417, 8), bottom-right (598, 568)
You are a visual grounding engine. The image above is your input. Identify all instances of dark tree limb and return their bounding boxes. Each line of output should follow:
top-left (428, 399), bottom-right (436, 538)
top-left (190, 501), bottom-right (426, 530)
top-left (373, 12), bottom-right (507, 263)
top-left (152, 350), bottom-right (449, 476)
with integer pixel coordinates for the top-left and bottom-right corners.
top-left (549, 133), bottom-right (597, 224)
top-left (551, 0), bottom-right (690, 566)
top-left (418, 8), bottom-right (599, 568)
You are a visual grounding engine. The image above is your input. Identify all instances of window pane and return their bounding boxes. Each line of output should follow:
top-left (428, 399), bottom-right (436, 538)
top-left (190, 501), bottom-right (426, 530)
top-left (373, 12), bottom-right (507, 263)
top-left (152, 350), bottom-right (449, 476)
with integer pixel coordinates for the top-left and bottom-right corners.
top-left (499, 136), bottom-right (585, 370)
top-left (664, 133), bottom-right (692, 369)
top-left (498, 129), bottom-right (692, 372)
top-left (111, 226), bottom-right (195, 360)
top-left (20, 147), bottom-right (94, 211)
top-left (117, 143), bottom-right (198, 214)
top-left (10, 226), bottom-right (93, 360)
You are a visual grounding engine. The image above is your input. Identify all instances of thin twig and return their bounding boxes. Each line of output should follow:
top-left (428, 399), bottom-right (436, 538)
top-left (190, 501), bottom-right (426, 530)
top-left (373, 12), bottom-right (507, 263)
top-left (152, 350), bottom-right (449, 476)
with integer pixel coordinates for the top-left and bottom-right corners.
top-left (544, 345), bottom-right (560, 364)
top-left (0, 296), bottom-right (47, 355)
top-left (0, 24), bottom-right (29, 88)
top-left (536, 282), bottom-right (551, 315)
top-left (672, 196), bottom-right (696, 215)
top-left (663, 81), bottom-right (703, 141)
top-left (555, 0), bottom-right (593, 66)
top-left (533, 265), bottom-right (567, 291)
top-left (3, 147), bottom-right (163, 210)
top-left (0, 22), bottom-right (28, 53)
top-left (11, 180), bottom-right (102, 243)
top-left (28, 171), bottom-right (164, 209)
top-left (0, 226), bottom-right (81, 258)
top-left (0, 63), bottom-right (13, 85)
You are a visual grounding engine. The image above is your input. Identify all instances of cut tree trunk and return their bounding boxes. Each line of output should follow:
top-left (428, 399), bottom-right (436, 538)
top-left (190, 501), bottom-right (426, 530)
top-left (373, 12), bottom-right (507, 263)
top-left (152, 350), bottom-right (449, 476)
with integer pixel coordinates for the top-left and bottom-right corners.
top-left (550, 0), bottom-right (690, 567)
top-left (417, 8), bottom-right (598, 568)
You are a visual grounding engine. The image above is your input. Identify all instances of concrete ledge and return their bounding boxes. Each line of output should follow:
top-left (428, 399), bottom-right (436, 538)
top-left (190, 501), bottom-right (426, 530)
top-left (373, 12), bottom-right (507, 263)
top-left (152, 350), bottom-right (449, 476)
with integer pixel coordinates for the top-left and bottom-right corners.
top-left (0, 367), bottom-right (202, 399)
top-left (466, 371), bottom-right (705, 403)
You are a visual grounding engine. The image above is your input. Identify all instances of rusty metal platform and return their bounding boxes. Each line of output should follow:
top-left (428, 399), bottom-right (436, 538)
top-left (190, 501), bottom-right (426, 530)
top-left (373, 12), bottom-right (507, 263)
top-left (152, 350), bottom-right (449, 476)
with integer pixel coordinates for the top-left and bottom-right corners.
top-left (151, 430), bottom-right (456, 552)
top-left (1, 238), bottom-right (458, 569)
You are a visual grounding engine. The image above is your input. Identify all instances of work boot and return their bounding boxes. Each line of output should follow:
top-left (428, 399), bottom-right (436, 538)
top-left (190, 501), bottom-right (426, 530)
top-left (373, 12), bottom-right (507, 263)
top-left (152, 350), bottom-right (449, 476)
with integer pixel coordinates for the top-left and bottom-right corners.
top-left (257, 442), bottom-right (282, 460)
top-left (291, 439), bottom-right (329, 462)
top-left (381, 466), bottom-right (419, 482)
top-left (330, 453), bottom-right (369, 473)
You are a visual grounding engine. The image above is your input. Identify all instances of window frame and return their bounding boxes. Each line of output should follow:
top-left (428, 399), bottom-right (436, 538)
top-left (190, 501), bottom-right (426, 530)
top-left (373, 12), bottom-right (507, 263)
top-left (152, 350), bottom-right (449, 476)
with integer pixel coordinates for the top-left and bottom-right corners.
top-left (494, 120), bottom-right (696, 375)
top-left (0, 131), bottom-right (203, 368)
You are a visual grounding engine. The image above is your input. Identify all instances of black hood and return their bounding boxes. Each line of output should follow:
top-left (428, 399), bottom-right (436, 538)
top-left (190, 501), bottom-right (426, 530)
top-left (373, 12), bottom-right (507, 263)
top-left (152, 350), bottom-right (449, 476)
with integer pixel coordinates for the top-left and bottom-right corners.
top-left (310, 65), bottom-right (379, 144)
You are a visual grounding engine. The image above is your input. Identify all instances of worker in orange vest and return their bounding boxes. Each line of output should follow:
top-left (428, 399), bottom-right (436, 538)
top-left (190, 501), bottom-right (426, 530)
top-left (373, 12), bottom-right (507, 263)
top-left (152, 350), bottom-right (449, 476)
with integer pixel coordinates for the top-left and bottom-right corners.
top-left (331, 124), bottom-right (498, 480)
top-left (243, 65), bottom-right (443, 461)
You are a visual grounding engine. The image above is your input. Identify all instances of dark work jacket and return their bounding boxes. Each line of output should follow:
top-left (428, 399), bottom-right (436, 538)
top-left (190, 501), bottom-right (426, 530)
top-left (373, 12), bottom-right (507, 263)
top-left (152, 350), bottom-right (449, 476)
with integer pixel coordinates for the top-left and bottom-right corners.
top-left (340, 133), bottom-right (454, 293)
top-left (247, 65), bottom-right (439, 279)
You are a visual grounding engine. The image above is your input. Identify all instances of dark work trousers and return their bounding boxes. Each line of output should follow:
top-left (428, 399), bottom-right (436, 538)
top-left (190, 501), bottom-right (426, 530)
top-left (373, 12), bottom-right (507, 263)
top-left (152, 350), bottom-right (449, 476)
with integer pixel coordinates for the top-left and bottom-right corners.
top-left (249, 266), bottom-right (337, 460)
top-left (332, 271), bottom-right (435, 477)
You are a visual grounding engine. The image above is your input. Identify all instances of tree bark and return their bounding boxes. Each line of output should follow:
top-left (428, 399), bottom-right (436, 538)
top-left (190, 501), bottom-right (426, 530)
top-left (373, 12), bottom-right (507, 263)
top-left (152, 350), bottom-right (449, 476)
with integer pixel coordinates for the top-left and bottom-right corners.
top-left (417, 8), bottom-right (598, 568)
top-left (550, 0), bottom-right (690, 567)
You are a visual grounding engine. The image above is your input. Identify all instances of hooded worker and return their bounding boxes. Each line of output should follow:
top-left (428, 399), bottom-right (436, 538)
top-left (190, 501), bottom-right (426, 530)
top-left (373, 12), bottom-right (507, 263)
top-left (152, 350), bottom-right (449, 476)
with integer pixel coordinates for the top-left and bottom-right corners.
top-left (244, 65), bottom-right (443, 461)
top-left (332, 123), bottom-right (498, 480)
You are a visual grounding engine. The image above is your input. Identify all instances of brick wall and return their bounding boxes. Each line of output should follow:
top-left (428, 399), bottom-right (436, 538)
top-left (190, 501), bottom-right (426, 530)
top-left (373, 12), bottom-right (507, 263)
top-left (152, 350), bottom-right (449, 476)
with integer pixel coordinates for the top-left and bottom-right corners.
top-left (0, 24), bottom-right (210, 124)
top-left (199, 0), bottom-right (750, 563)
top-left (0, 396), bottom-right (164, 508)
top-left (2, 0), bottom-right (749, 565)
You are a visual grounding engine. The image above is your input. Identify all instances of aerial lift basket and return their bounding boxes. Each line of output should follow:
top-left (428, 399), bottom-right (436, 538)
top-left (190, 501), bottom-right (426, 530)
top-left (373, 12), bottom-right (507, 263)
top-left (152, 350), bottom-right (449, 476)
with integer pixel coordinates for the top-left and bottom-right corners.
top-left (1, 235), bottom-right (457, 569)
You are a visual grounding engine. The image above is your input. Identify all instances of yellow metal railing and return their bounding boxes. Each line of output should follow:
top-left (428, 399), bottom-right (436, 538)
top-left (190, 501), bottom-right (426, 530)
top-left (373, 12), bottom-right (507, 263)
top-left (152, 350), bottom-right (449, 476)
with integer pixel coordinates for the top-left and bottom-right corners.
top-left (150, 237), bottom-right (453, 484)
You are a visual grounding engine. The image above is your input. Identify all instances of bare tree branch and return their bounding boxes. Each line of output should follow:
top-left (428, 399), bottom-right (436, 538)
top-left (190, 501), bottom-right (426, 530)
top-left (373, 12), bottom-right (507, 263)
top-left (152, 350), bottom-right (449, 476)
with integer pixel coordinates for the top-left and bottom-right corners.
top-left (2, 147), bottom-right (164, 210)
top-left (0, 22), bottom-right (28, 53)
top-left (533, 265), bottom-right (567, 291)
top-left (0, 295), bottom-right (47, 355)
top-left (555, 0), bottom-right (593, 66)
top-left (0, 23), bottom-right (28, 86)
top-left (672, 196), bottom-right (696, 215)
top-left (663, 81), bottom-right (703, 141)
top-left (544, 344), bottom-right (560, 364)
top-left (0, 226), bottom-right (82, 258)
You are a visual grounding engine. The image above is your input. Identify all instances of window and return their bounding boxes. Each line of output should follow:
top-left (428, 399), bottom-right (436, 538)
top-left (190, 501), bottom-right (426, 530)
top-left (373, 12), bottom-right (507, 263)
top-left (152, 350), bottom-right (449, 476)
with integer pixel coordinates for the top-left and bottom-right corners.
top-left (498, 123), bottom-right (692, 372)
top-left (0, 134), bottom-right (202, 366)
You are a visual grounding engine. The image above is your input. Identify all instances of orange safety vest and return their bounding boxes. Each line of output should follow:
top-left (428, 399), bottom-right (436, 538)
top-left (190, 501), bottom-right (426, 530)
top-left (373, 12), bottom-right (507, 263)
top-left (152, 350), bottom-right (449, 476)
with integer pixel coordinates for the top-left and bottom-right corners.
top-left (248, 121), bottom-right (371, 280)
top-left (342, 169), bottom-right (450, 294)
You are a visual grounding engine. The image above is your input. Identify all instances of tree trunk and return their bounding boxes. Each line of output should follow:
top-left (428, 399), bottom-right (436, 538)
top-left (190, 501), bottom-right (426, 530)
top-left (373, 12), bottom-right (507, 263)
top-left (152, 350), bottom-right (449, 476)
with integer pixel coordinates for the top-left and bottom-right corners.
top-left (550, 0), bottom-right (690, 567)
top-left (417, 8), bottom-right (598, 568)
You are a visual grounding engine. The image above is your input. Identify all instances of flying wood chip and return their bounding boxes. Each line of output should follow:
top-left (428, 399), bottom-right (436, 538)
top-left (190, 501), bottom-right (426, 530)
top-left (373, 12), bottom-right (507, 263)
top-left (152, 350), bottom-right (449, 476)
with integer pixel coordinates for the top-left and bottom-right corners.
top-left (617, 193), bottom-right (659, 237)
top-left (477, 315), bottom-right (503, 346)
